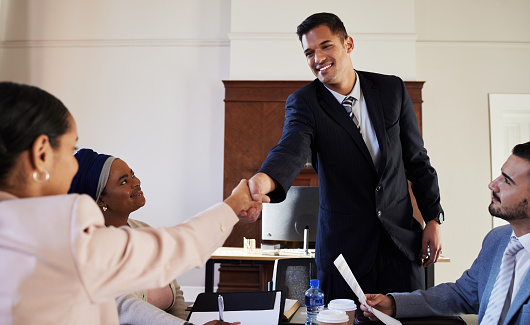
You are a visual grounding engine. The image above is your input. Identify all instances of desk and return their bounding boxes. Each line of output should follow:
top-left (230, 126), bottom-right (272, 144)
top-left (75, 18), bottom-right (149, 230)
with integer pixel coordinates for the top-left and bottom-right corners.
top-left (206, 247), bottom-right (449, 292)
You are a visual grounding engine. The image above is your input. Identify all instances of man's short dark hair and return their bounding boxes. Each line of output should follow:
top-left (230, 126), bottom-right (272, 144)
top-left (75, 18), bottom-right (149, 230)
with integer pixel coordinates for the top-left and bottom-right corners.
top-left (513, 141), bottom-right (530, 181)
top-left (296, 12), bottom-right (348, 42)
top-left (513, 141), bottom-right (530, 162)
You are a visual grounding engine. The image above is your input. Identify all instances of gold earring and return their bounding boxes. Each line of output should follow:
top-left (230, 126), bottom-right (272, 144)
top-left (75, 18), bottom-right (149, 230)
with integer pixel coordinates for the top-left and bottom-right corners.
top-left (32, 169), bottom-right (50, 183)
top-left (102, 206), bottom-right (108, 212)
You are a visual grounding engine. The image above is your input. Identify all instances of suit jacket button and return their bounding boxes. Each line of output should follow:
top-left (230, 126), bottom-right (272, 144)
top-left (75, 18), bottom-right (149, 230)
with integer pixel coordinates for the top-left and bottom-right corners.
top-left (377, 210), bottom-right (382, 217)
top-left (375, 186), bottom-right (381, 192)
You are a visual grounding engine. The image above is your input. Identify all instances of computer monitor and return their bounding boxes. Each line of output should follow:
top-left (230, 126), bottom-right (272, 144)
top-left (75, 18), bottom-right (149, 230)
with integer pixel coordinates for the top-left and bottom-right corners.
top-left (261, 186), bottom-right (319, 242)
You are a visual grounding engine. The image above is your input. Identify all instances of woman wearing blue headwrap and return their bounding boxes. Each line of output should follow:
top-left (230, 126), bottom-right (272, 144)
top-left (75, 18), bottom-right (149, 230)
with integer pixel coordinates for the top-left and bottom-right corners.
top-left (70, 149), bottom-right (187, 324)
top-left (69, 148), bottom-right (117, 206)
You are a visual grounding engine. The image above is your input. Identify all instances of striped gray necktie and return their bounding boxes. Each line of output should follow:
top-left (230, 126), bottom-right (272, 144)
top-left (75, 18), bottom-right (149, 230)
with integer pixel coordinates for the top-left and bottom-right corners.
top-left (342, 96), bottom-right (360, 130)
top-left (480, 237), bottom-right (524, 325)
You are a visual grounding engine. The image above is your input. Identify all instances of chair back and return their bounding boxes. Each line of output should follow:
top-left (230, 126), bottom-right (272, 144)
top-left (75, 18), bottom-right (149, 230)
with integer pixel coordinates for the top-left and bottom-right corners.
top-left (272, 258), bottom-right (317, 304)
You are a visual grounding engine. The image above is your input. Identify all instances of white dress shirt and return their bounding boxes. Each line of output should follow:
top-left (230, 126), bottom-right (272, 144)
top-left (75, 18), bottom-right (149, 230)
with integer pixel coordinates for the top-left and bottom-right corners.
top-left (326, 72), bottom-right (381, 168)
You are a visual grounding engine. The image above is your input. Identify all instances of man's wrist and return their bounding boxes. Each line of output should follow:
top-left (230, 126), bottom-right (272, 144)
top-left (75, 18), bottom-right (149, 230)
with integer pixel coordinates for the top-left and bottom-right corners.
top-left (386, 294), bottom-right (397, 317)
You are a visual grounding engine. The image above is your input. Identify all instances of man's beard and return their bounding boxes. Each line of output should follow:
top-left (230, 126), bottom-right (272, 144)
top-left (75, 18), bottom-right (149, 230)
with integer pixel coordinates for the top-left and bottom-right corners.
top-left (489, 198), bottom-right (529, 221)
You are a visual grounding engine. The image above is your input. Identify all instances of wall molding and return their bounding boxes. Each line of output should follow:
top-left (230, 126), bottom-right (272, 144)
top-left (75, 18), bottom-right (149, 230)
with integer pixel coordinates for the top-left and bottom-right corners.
top-left (228, 32), bottom-right (418, 42)
top-left (4, 37), bottom-right (525, 50)
top-left (0, 38), bottom-right (230, 49)
top-left (417, 40), bottom-right (530, 49)
top-left (228, 33), bottom-right (530, 49)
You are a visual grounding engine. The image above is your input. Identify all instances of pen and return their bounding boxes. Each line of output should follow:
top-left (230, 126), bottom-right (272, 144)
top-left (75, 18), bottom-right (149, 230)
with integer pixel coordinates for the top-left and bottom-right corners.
top-left (218, 294), bottom-right (224, 321)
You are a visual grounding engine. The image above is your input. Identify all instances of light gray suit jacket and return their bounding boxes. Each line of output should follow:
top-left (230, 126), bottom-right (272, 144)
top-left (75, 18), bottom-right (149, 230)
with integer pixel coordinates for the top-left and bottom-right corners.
top-left (392, 225), bottom-right (530, 325)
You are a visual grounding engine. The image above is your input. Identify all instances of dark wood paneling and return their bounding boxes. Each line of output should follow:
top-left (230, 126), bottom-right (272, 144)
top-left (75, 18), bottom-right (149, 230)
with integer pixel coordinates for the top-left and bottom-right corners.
top-left (222, 81), bottom-right (312, 247)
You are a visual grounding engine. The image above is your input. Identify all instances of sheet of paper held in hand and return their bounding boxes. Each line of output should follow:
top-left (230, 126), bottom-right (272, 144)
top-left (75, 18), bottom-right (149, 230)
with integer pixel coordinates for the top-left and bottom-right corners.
top-left (334, 254), bottom-right (402, 325)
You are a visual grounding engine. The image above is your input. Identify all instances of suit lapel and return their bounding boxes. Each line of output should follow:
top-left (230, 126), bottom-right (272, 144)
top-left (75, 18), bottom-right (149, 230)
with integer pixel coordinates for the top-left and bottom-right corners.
top-left (315, 81), bottom-right (376, 172)
top-left (357, 71), bottom-right (387, 177)
top-left (504, 270), bottom-right (530, 324)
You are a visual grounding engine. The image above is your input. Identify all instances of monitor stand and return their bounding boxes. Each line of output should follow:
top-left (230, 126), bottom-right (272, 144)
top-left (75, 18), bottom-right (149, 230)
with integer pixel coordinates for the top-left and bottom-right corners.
top-left (303, 227), bottom-right (310, 256)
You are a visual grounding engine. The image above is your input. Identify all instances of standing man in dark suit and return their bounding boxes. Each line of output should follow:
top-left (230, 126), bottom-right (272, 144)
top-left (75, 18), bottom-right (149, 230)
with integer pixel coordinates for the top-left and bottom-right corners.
top-left (248, 12), bottom-right (444, 302)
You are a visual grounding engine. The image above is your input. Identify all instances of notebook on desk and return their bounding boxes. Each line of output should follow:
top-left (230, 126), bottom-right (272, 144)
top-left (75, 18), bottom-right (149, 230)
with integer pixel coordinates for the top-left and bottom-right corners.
top-left (188, 291), bottom-right (284, 325)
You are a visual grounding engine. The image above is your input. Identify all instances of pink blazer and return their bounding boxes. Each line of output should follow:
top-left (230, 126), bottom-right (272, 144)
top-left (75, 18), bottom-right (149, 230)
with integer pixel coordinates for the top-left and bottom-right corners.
top-left (0, 192), bottom-right (238, 325)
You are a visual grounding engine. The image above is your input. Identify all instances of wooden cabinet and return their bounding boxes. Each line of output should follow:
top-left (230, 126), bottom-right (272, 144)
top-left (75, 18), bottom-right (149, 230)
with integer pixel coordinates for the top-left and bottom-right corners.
top-left (219, 80), bottom-right (424, 292)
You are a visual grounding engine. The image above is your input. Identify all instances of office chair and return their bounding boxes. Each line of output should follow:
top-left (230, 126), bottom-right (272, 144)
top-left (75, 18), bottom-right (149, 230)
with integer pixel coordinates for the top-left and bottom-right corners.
top-left (272, 258), bottom-right (317, 304)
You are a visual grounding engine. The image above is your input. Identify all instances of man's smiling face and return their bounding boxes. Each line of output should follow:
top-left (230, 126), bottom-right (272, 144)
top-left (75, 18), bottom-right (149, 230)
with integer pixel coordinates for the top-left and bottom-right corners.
top-left (301, 24), bottom-right (354, 93)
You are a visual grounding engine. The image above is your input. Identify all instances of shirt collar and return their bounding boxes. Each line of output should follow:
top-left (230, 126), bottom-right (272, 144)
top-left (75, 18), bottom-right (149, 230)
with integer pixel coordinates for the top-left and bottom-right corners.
top-left (325, 71), bottom-right (361, 104)
top-left (512, 231), bottom-right (530, 253)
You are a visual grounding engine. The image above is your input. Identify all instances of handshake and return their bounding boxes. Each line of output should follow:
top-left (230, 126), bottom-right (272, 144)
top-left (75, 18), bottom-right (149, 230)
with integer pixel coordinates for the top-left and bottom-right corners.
top-left (223, 173), bottom-right (274, 223)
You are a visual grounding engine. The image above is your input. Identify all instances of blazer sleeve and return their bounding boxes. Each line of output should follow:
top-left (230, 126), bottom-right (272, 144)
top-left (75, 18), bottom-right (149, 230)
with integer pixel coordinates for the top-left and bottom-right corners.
top-left (118, 219), bottom-right (188, 320)
top-left (167, 279), bottom-right (188, 320)
top-left (116, 293), bottom-right (186, 325)
top-left (69, 195), bottom-right (238, 303)
top-left (396, 78), bottom-right (443, 222)
top-left (258, 91), bottom-right (316, 202)
top-left (392, 265), bottom-right (480, 318)
top-left (390, 227), bottom-right (504, 318)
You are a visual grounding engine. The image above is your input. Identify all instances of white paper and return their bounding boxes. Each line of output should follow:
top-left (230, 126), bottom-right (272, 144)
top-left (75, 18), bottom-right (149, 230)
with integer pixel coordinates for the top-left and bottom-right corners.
top-left (334, 254), bottom-right (402, 325)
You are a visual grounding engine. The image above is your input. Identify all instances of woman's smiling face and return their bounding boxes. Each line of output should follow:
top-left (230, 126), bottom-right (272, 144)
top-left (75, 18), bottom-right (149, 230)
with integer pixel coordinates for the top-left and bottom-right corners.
top-left (98, 158), bottom-right (145, 214)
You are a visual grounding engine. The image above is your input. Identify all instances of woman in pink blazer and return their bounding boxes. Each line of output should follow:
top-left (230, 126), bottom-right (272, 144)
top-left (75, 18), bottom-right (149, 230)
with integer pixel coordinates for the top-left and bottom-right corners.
top-left (0, 82), bottom-right (264, 325)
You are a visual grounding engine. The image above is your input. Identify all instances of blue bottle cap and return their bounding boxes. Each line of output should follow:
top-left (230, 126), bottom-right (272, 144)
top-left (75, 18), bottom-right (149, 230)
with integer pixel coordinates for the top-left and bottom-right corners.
top-left (310, 279), bottom-right (319, 287)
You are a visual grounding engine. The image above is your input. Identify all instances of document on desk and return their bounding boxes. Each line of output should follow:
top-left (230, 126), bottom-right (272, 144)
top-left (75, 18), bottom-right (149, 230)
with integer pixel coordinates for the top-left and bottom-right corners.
top-left (334, 254), bottom-right (402, 325)
top-left (188, 291), bottom-right (283, 325)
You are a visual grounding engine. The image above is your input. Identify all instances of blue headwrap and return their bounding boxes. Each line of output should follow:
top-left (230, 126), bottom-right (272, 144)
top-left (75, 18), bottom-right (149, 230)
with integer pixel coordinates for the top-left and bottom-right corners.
top-left (68, 148), bottom-right (117, 202)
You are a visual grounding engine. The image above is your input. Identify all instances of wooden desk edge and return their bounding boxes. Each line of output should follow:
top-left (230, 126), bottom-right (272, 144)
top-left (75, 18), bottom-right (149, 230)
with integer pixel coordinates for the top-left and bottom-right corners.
top-left (210, 247), bottom-right (450, 263)
top-left (210, 247), bottom-right (314, 260)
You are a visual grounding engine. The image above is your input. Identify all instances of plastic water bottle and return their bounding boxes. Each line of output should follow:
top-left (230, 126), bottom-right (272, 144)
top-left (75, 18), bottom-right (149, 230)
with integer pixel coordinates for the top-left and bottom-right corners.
top-left (305, 279), bottom-right (324, 324)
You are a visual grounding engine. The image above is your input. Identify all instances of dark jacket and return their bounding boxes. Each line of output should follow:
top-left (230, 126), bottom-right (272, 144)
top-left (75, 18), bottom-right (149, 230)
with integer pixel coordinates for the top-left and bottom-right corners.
top-left (259, 70), bottom-right (443, 278)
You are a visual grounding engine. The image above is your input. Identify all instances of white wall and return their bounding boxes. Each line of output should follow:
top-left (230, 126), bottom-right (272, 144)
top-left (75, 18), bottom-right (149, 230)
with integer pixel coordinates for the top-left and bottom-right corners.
top-left (0, 0), bottom-right (231, 301)
top-left (415, 0), bottom-right (530, 284)
top-left (1, 0), bottom-right (529, 301)
top-left (230, 0), bottom-right (417, 80)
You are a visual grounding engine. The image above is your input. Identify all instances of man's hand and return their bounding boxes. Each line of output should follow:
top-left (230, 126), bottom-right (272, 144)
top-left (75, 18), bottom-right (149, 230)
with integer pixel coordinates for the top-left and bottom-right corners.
top-left (422, 219), bottom-right (442, 267)
top-left (248, 172), bottom-right (275, 201)
top-left (224, 179), bottom-right (263, 223)
top-left (360, 294), bottom-right (396, 321)
top-left (240, 172), bottom-right (275, 220)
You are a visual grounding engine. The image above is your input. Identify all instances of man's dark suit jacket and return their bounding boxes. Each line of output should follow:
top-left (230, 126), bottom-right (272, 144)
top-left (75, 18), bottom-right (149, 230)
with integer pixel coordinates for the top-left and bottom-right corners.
top-left (258, 70), bottom-right (443, 284)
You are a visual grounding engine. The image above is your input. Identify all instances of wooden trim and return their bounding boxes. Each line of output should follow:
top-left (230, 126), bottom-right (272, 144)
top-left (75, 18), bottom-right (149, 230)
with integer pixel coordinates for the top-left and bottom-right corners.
top-left (223, 80), bottom-right (310, 102)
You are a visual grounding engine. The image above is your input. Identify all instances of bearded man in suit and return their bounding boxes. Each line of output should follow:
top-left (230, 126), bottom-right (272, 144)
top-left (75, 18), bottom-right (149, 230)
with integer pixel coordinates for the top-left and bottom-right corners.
top-left (362, 141), bottom-right (530, 325)
top-left (247, 12), bottom-right (444, 303)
